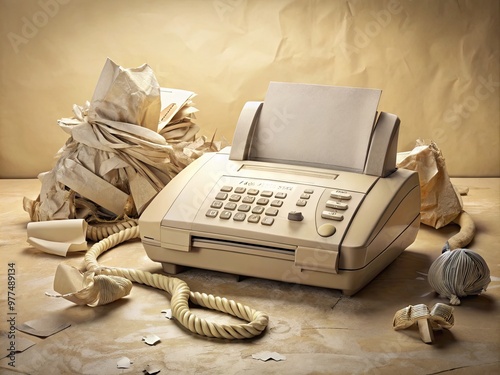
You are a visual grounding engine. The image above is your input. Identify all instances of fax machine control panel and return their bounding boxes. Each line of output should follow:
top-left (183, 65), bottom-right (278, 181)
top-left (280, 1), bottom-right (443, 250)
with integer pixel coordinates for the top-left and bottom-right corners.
top-left (199, 176), bottom-right (365, 239)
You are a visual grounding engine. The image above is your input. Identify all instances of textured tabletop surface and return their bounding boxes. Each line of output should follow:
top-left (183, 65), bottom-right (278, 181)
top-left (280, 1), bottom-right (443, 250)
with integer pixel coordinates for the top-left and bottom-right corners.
top-left (0, 178), bottom-right (499, 375)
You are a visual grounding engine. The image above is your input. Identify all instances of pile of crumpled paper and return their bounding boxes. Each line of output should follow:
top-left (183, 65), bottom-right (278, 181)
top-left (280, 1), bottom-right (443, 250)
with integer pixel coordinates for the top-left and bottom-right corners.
top-left (24, 58), bottom-right (224, 226)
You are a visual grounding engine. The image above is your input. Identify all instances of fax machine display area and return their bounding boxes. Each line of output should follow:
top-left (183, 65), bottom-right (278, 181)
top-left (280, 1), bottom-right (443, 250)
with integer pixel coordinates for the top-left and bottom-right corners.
top-left (140, 82), bottom-right (421, 296)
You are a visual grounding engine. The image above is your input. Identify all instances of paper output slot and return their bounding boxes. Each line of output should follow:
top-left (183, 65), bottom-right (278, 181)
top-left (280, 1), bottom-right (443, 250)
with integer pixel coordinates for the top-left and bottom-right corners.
top-left (191, 237), bottom-right (295, 260)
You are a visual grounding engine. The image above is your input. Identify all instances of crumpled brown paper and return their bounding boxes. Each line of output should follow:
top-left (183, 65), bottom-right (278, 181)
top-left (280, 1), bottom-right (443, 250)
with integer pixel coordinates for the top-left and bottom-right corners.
top-left (24, 59), bottom-right (225, 228)
top-left (397, 140), bottom-right (462, 229)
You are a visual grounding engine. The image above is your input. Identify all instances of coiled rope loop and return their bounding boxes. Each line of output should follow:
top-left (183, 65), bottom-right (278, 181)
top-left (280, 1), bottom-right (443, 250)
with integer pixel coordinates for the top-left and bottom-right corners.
top-left (83, 226), bottom-right (269, 339)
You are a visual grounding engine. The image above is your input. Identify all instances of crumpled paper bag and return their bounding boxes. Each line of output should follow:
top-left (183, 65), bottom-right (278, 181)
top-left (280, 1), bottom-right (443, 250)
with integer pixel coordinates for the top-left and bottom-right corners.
top-left (24, 59), bottom-right (224, 228)
top-left (397, 140), bottom-right (462, 229)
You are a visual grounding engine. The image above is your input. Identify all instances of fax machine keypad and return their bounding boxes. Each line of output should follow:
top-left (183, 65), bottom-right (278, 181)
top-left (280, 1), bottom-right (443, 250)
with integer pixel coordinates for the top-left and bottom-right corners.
top-left (205, 185), bottom-right (288, 226)
top-left (203, 178), bottom-right (364, 240)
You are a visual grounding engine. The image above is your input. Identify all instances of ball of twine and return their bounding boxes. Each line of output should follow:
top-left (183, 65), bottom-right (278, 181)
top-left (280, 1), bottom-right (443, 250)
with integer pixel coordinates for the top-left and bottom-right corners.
top-left (428, 248), bottom-right (490, 305)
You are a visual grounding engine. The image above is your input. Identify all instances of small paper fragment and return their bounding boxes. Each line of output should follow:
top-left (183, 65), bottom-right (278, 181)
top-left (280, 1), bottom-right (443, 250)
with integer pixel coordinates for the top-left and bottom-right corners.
top-left (143, 334), bottom-right (161, 346)
top-left (252, 351), bottom-right (287, 362)
top-left (15, 316), bottom-right (71, 338)
top-left (144, 361), bottom-right (163, 374)
top-left (117, 356), bottom-right (133, 369)
top-left (161, 309), bottom-right (173, 319)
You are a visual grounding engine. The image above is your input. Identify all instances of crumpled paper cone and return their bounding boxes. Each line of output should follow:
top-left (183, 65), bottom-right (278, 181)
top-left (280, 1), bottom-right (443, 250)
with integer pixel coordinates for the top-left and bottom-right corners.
top-left (24, 59), bottom-right (225, 229)
top-left (88, 58), bottom-right (161, 132)
top-left (397, 140), bottom-right (462, 229)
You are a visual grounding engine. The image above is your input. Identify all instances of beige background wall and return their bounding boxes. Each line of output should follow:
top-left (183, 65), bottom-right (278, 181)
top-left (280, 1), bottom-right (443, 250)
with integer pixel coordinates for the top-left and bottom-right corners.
top-left (0, 0), bottom-right (498, 178)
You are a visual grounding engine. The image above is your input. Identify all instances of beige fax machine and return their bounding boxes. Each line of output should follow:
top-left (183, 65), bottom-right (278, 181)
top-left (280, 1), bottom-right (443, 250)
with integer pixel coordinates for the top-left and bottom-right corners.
top-left (139, 82), bottom-right (420, 295)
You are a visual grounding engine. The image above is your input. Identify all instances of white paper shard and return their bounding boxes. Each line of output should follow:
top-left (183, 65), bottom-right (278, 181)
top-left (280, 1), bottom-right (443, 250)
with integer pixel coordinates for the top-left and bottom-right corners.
top-left (252, 351), bottom-right (287, 362)
top-left (117, 356), bottom-right (133, 369)
top-left (144, 362), bottom-right (163, 374)
top-left (142, 334), bottom-right (161, 346)
top-left (161, 309), bottom-right (173, 319)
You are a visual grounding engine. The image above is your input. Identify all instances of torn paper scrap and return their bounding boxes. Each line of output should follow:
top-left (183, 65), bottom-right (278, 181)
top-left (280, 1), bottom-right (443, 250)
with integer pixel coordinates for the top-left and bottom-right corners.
top-left (27, 219), bottom-right (88, 256)
top-left (15, 316), bottom-right (71, 338)
top-left (252, 351), bottom-right (287, 362)
top-left (144, 362), bottom-right (163, 374)
top-left (0, 331), bottom-right (36, 358)
top-left (142, 334), bottom-right (161, 346)
top-left (117, 356), bottom-right (133, 369)
top-left (158, 88), bottom-right (196, 131)
top-left (161, 309), bottom-right (173, 319)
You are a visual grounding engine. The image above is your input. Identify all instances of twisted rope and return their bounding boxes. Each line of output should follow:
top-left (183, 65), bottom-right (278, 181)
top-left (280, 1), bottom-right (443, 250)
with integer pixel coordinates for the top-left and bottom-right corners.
top-left (86, 218), bottom-right (139, 242)
top-left (83, 226), bottom-right (269, 339)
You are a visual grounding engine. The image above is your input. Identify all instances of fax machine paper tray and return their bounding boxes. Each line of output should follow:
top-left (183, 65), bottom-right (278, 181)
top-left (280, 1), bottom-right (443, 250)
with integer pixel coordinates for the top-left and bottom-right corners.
top-left (232, 82), bottom-right (382, 173)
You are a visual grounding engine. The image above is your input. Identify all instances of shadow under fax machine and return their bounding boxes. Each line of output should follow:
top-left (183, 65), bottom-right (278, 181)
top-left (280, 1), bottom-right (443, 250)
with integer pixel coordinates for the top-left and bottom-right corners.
top-left (140, 82), bottom-right (421, 295)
